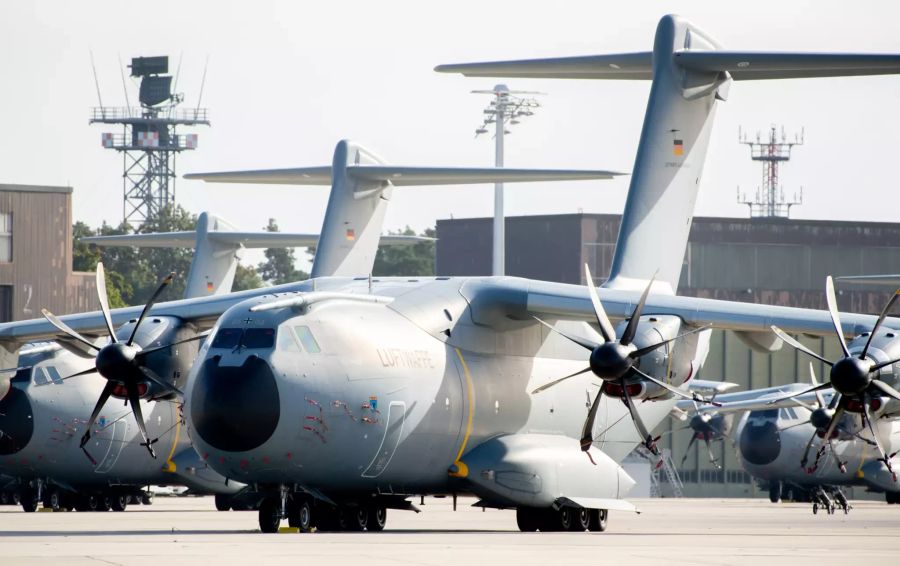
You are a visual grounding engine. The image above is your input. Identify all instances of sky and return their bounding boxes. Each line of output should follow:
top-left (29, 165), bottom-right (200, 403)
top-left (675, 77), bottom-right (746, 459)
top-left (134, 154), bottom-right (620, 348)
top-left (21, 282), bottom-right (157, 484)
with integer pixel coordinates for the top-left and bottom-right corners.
top-left (3, 1), bottom-right (900, 270)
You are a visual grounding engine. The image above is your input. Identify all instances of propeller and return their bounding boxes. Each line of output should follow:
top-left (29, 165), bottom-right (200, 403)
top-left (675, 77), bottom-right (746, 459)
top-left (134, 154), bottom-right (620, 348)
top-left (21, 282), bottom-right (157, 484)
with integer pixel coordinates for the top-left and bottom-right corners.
top-left (770, 277), bottom-right (900, 480)
top-left (41, 263), bottom-right (201, 462)
top-left (532, 264), bottom-right (718, 455)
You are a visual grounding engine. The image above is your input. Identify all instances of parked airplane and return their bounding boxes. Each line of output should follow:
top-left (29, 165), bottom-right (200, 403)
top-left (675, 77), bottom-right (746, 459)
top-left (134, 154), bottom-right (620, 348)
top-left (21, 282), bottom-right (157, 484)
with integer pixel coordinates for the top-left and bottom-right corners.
top-left (2, 15), bottom-right (900, 534)
top-left (0, 148), bottom-right (616, 513)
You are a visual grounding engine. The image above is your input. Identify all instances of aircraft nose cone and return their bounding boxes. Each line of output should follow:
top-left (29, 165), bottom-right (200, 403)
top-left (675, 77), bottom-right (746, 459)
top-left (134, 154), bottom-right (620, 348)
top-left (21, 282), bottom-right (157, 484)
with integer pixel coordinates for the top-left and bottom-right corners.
top-left (739, 420), bottom-right (781, 466)
top-left (190, 355), bottom-right (280, 452)
top-left (0, 381), bottom-right (33, 456)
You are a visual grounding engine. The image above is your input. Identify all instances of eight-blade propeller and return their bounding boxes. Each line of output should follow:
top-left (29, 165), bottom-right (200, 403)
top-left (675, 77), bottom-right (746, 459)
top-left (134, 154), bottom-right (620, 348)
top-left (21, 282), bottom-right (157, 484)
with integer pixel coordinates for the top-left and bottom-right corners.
top-left (770, 277), bottom-right (900, 481)
top-left (532, 264), bottom-right (717, 456)
top-left (41, 263), bottom-right (202, 463)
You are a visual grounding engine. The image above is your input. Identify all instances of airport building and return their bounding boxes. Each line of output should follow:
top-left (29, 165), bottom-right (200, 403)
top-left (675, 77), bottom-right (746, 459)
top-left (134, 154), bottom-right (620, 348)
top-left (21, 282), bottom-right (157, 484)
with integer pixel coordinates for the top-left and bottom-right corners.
top-left (0, 184), bottom-right (96, 322)
top-left (436, 213), bottom-right (900, 498)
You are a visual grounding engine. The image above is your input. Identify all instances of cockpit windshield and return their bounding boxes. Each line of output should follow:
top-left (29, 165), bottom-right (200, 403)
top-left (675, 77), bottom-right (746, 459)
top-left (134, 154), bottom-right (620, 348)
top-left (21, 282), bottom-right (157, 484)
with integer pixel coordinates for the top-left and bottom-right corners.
top-left (211, 328), bottom-right (276, 350)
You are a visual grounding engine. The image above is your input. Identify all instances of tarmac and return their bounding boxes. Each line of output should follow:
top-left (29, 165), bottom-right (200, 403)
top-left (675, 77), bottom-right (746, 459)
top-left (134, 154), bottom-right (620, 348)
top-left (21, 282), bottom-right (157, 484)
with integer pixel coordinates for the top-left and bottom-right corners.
top-left (0, 496), bottom-right (898, 565)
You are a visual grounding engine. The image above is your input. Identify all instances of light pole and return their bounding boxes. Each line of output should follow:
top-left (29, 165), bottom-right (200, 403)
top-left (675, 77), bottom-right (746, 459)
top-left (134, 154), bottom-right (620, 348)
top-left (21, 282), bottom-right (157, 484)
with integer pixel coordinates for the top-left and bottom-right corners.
top-left (473, 85), bottom-right (542, 276)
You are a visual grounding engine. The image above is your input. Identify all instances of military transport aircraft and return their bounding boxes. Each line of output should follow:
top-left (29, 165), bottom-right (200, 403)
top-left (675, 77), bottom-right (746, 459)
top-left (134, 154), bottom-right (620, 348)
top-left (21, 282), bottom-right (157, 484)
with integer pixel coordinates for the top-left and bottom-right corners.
top-left (0, 210), bottom-right (432, 511)
top-left (2, 14), bottom-right (900, 534)
top-left (0, 149), bottom-right (616, 513)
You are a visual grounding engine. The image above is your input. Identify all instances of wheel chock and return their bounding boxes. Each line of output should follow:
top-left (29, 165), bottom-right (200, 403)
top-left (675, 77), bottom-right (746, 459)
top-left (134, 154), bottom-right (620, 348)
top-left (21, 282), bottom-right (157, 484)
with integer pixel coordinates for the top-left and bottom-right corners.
top-left (278, 526), bottom-right (300, 534)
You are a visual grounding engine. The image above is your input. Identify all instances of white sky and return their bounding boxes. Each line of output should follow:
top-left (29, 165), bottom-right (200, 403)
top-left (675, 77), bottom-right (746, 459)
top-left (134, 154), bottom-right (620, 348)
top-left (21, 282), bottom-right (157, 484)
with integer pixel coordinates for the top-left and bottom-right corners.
top-left (3, 1), bottom-right (900, 270)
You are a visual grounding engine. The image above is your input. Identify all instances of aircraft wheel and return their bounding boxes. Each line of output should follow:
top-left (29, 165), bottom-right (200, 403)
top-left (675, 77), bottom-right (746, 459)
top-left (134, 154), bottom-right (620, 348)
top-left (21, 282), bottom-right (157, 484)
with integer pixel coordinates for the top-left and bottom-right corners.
top-left (258, 497), bottom-right (281, 533)
top-left (111, 495), bottom-right (128, 512)
top-left (769, 481), bottom-right (782, 503)
top-left (366, 506), bottom-right (387, 532)
top-left (812, 503), bottom-right (818, 515)
top-left (346, 507), bottom-right (368, 531)
top-left (541, 508), bottom-right (576, 532)
top-left (570, 508), bottom-right (590, 532)
top-left (588, 509), bottom-right (608, 532)
top-left (44, 489), bottom-right (61, 512)
top-left (214, 494), bottom-right (232, 511)
top-left (287, 498), bottom-right (313, 532)
top-left (516, 508), bottom-right (540, 532)
top-left (0, 491), bottom-right (8, 505)
top-left (20, 488), bottom-right (37, 513)
top-left (141, 492), bottom-right (153, 505)
top-left (97, 497), bottom-right (111, 512)
top-left (886, 492), bottom-right (899, 504)
top-left (315, 506), bottom-right (340, 531)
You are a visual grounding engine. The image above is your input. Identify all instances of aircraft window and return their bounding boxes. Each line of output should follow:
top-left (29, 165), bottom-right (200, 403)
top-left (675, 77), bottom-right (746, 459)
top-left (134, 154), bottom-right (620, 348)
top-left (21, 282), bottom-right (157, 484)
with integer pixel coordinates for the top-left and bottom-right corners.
top-left (211, 328), bottom-right (242, 349)
top-left (753, 408), bottom-right (779, 420)
top-left (294, 326), bottom-right (321, 353)
top-left (780, 407), bottom-right (798, 420)
top-left (243, 328), bottom-right (276, 349)
top-left (277, 328), bottom-right (300, 352)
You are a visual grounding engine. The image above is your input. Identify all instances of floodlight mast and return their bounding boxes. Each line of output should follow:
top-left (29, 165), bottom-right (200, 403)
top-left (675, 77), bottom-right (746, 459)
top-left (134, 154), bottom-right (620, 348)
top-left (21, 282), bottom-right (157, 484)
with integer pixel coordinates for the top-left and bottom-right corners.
top-left (473, 85), bottom-right (542, 276)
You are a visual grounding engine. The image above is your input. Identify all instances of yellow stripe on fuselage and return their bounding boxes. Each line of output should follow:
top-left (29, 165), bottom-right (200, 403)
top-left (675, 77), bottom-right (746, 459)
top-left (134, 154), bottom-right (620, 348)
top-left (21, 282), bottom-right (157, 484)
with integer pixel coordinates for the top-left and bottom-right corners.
top-left (163, 404), bottom-right (182, 473)
top-left (449, 348), bottom-right (475, 477)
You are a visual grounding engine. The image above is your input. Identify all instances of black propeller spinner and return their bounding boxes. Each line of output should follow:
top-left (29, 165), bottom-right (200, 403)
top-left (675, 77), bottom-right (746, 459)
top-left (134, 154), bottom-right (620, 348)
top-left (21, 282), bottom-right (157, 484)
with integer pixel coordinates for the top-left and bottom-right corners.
top-left (770, 277), bottom-right (900, 481)
top-left (41, 263), bottom-right (201, 463)
top-left (531, 264), bottom-right (717, 456)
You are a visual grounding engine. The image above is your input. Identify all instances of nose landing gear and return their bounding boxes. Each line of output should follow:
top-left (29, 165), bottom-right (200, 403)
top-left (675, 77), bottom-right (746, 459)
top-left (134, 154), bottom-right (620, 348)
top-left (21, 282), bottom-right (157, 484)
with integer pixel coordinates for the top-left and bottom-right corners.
top-left (811, 486), bottom-right (850, 515)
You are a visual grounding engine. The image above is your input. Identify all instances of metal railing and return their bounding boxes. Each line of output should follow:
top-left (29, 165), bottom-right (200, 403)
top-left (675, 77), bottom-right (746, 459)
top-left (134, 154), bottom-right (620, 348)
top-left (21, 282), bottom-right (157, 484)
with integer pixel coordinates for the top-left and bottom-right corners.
top-left (100, 133), bottom-right (198, 150)
top-left (90, 106), bottom-right (210, 123)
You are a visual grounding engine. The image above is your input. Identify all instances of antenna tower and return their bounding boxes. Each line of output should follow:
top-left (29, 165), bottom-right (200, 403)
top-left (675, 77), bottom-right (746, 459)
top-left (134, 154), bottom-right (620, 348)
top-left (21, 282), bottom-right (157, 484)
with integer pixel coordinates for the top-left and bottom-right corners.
top-left (90, 55), bottom-right (210, 226)
top-left (737, 125), bottom-right (804, 219)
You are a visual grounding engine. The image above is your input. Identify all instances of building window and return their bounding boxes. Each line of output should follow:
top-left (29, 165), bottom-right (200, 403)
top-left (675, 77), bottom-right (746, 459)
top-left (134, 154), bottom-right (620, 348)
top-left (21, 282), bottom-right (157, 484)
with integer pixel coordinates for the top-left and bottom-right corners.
top-left (0, 213), bottom-right (11, 262)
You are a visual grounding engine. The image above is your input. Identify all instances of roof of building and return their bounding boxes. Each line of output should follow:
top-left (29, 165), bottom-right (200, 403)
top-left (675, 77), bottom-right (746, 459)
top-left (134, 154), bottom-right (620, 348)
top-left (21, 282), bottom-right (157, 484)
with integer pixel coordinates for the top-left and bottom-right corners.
top-left (0, 183), bottom-right (72, 195)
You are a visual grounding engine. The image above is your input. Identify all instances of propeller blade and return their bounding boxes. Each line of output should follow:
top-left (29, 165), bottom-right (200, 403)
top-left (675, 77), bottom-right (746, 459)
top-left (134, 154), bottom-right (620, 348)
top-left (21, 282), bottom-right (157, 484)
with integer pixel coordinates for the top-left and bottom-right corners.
top-left (703, 437), bottom-right (720, 470)
top-left (622, 379), bottom-right (657, 454)
top-left (126, 381), bottom-right (157, 459)
top-left (583, 263), bottom-right (616, 342)
top-left (770, 325), bottom-right (833, 366)
top-left (60, 366), bottom-right (99, 381)
top-left (41, 309), bottom-right (101, 352)
top-left (79, 380), bottom-right (116, 450)
top-left (631, 325), bottom-right (711, 359)
top-left (95, 262), bottom-right (118, 343)
top-left (861, 399), bottom-right (896, 481)
top-left (871, 356), bottom-right (900, 372)
top-left (621, 276), bottom-right (655, 347)
top-left (532, 316), bottom-right (599, 351)
top-left (766, 382), bottom-right (833, 406)
top-left (808, 362), bottom-right (825, 409)
top-left (579, 385), bottom-right (605, 451)
top-left (861, 289), bottom-right (900, 359)
top-left (532, 366), bottom-right (593, 394)
top-left (825, 276), bottom-right (850, 358)
top-left (799, 428), bottom-right (817, 469)
top-left (870, 379), bottom-right (900, 402)
top-left (779, 419), bottom-right (812, 432)
top-left (135, 331), bottom-right (212, 358)
top-left (139, 366), bottom-right (183, 396)
top-left (632, 368), bottom-right (721, 406)
top-left (127, 271), bottom-right (176, 347)
top-left (828, 392), bottom-right (841, 410)
top-left (680, 435), bottom-right (697, 467)
top-left (55, 337), bottom-right (99, 359)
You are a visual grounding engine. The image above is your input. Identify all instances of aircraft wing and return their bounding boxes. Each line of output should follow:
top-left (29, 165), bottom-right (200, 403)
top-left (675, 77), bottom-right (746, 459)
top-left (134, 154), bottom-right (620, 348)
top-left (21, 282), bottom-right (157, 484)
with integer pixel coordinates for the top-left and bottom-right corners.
top-left (82, 233), bottom-right (434, 249)
top-left (186, 165), bottom-right (624, 186)
top-left (434, 52), bottom-right (654, 79)
top-left (675, 383), bottom-right (828, 415)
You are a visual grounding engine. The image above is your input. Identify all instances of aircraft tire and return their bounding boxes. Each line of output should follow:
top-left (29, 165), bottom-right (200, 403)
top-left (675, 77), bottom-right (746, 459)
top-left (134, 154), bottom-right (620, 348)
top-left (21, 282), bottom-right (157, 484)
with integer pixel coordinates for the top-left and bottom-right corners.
top-left (44, 490), bottom-right (61, 512)
top-left (769, 481), bottom-right (782, 503)
top-left (111, 495), bottom-right (128, 512)
top-left (20, 488), bottom-right (37, 513)
top-left (588, 509), bottom-right (608, 532)
top-left (366, 506), bottom-right (387, 532)
top-left (346, 507), bottom-right (368, 531)
top-left (287, 498), bottom-right (313, 532)
top-left (214, 494), bottom-right (232, 511)
top-left (515, 508), bottom-right (540, 532)
top-left (97, 496), bottom-right (112, 512)
top-left (570, 508), bottom-right (590, 532)
top-left (0, 491), bottom-right (8, 505)
top-left (886, 492), bottom-right (899, 504)
top-left (141, 492), bottom-right (153, 505)
top-left (258, 497), bottom-right (281, 533)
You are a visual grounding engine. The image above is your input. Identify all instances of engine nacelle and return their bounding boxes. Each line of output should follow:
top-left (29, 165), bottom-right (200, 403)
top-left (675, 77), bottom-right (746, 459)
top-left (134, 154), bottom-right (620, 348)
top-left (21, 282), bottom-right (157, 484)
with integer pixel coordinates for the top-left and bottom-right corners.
top-left (453, 433), bottom-right (635, 510)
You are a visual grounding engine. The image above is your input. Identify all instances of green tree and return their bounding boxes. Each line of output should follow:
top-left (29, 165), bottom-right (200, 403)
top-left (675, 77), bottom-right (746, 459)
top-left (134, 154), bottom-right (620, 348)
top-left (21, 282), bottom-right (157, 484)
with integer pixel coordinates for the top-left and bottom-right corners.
top-left (257, 218), bottom-right (308, 285)
top-left (373, 227), bottom-right (435, 276)
top-left (72, 221), bottom-right (101, 272)
top-left (232, 263), bottom-right (264, 291)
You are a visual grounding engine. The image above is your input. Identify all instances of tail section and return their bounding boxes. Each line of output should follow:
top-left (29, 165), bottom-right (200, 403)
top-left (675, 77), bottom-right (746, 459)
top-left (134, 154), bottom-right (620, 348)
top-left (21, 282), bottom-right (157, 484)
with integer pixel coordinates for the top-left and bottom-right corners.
top-left (437, 13), bottom-right (900, 293)
top-left (187, 139), bottom-right (623, 278)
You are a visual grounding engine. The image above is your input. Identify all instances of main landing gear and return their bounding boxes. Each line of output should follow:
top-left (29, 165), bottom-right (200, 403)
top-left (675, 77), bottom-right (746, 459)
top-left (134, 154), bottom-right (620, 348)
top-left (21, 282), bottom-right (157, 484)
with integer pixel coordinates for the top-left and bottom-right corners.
top-left (257, 492), bottom-right (388, 534)
top-left (811, 486), bottom-right (850, 515)
top-left (516, 506), bottom-right (608, 532)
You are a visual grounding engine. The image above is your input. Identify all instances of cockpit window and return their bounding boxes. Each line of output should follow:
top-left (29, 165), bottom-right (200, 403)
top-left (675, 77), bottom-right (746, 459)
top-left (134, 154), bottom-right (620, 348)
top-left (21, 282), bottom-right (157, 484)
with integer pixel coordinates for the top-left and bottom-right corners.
top-left (211, 328), bottom-right (276, 350)
top-left (243, 328), bottom-right (276, 349)
top-left (294, 326), bottom-right (321, 353)
top-left (211, 328), bottom-right (242, 349)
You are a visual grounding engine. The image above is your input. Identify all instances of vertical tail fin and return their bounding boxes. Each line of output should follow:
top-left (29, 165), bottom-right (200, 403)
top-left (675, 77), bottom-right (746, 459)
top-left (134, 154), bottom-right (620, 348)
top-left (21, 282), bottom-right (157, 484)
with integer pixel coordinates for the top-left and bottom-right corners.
top-left (436, 13), bottom-right (900, 293)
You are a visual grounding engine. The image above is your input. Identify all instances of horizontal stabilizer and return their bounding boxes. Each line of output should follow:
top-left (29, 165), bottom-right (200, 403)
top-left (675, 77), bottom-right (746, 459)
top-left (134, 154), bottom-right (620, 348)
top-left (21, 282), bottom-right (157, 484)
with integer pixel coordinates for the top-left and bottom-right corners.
top-left (836, 274), bottom-right (900, 285)
top-left (187, 165), bottom-right (624, 186)
top-left (677, 51), bottom-right (900, 80)
top-left (437, 51), bottom-right (900, 82)
top-left (434, 52), bottom-right (653, 80)
top-left (81, 232), bottom-right (433, 249)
